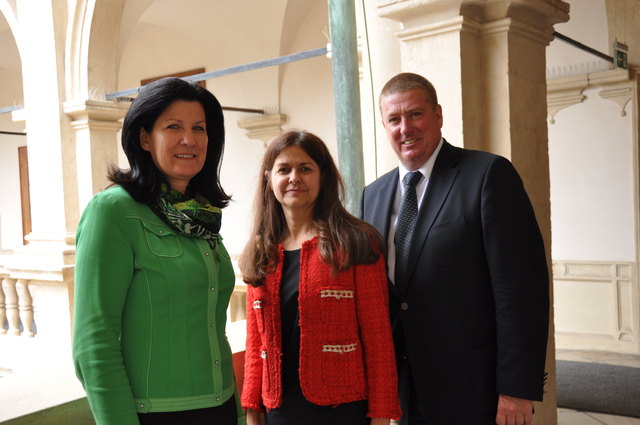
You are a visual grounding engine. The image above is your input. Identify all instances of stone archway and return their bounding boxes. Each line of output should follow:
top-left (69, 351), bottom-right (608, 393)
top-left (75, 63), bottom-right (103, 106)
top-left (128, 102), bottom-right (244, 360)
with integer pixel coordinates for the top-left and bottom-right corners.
top-left (0, 0), bottom-right (19, 43)
top-left (0, 0), bottom-right (28, 252)
top-left (66, 0), bottom-right (126, 100)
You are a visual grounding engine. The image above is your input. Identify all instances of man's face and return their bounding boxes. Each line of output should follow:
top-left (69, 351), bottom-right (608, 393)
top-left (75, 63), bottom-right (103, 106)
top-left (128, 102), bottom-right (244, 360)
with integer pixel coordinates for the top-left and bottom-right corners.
top-left (380, 88), bottom-right (443, 171)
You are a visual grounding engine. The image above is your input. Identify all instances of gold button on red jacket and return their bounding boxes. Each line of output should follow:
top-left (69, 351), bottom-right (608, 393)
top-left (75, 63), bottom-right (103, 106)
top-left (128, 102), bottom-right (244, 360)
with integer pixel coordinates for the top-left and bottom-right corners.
top-left (241, 237), bottom-right (401, 420)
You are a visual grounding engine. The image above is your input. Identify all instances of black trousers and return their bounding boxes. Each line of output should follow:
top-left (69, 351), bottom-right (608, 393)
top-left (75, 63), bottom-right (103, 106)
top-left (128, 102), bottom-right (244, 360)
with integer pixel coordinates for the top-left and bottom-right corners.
top-left (397, 356), bottom-right (429, 425)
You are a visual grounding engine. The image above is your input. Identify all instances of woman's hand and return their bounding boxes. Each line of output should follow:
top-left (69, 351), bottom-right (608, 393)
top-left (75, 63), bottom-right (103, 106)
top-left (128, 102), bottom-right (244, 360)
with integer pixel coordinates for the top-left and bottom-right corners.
top-left (370, 418), bottom-right (390, 425)
top-left (246, 408), bottom-right (261, 425)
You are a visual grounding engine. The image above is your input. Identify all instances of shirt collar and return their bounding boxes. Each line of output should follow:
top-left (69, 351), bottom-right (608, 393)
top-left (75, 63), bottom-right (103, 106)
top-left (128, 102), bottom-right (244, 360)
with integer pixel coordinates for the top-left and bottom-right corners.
top-left (398, 137), bottom-right (444, 183)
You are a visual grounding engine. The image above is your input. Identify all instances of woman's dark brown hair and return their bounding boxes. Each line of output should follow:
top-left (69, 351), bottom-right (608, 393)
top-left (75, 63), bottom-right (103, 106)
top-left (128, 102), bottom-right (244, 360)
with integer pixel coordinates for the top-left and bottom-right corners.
top-left (240, 130), bottom-right (385, 286)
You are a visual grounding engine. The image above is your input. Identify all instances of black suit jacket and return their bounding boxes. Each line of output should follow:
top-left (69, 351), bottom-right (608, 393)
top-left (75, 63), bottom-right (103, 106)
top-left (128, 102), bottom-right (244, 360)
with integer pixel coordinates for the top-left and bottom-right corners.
top-left (361, 141), bottom-right (549, 423)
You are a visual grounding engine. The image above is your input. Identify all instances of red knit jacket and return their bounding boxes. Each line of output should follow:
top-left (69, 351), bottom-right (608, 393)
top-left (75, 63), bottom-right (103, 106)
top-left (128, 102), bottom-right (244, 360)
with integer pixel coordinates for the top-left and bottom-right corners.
top-left (241, 237), bottom-right (401, 420)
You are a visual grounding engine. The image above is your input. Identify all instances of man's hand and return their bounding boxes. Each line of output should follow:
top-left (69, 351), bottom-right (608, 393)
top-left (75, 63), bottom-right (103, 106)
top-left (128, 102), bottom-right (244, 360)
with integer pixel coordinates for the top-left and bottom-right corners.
top-left (495, 394), bottom-right (534, 425)
top-left (370, 418), bottom-right (390, 425)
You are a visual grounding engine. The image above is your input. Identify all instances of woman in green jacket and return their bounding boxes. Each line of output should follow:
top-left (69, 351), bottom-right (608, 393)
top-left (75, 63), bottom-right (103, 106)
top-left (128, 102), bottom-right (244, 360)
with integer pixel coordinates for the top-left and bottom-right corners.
top-left (73, 77), bottom-right (245, 425)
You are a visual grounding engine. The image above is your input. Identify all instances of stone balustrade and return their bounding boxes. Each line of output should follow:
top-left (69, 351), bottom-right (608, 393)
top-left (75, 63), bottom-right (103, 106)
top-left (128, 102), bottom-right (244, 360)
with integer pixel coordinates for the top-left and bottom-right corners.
top-left (0, 278), bottom-right (247, 338)
top-left (0, 278), bottom-right (35, 337)
top-left (0, 253), bottom-right (248, 422)
top-left (0, 259), bottom-right (247, 343)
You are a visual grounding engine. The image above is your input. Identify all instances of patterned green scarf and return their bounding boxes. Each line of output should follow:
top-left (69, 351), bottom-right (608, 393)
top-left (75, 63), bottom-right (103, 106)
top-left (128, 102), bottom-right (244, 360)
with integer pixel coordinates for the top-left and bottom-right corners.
top-left (154, 184), bottom-right (222, 248)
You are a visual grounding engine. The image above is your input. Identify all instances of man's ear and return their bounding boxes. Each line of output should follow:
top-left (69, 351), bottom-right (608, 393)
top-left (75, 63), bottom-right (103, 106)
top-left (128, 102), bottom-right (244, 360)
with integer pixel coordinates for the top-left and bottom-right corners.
top-left (140, 128), bottom-right (150, 151)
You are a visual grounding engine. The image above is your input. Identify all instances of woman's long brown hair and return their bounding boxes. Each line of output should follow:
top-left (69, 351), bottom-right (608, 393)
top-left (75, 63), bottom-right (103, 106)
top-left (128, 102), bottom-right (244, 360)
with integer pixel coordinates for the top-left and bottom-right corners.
top-left (239, 130), bottom-right (385, 286)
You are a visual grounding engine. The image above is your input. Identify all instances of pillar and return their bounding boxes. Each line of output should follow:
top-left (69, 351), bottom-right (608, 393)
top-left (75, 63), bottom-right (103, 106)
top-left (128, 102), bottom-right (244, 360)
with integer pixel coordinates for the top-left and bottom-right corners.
top-left (63, 100), bottom-right (129, 210)
top-left (16, 0), bottom-right (76, 246)
top-left (329, 0), bottom-right (364, 214)
top-left (6, 1), bottom-right (124, 345)
top-left (376, 1), bottom-right (570, 423)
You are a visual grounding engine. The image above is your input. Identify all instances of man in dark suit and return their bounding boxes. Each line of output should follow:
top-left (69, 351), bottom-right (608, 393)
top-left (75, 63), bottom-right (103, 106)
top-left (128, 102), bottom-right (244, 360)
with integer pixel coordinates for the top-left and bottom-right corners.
top-left (360, 73), bottom-right (549, 425)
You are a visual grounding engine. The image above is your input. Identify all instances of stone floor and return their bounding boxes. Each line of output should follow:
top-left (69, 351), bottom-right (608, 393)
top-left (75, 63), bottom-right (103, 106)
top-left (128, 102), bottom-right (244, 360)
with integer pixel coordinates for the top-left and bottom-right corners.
top-left (556, 349), bottom-right (640, 425)
top-left (0, 350), bottom-right (85, 422)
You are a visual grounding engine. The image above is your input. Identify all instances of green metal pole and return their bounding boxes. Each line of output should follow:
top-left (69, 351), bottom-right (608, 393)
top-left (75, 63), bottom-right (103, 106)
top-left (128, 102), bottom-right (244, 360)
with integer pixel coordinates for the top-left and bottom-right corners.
top-left (328, 0), bottom-right (364, 215)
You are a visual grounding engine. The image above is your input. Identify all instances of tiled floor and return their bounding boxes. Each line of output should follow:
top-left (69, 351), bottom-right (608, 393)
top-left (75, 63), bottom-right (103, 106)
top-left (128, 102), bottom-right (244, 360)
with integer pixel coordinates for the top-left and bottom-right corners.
top-left (556, 349), bottom-right (640, 368)
top-left (556, 349), bottom-right (640, 425)
top-left (559, 409), bottom-right (640, 425)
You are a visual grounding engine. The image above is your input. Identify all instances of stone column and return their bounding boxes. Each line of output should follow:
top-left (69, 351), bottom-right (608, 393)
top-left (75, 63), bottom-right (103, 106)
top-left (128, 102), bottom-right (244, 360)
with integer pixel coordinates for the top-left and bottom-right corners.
top-left (2, 3), bottom-right (77, 348)
top-left (63, 100), bottom-right (129, 210)
top-left (15, 0), bottom-right (76, 246)
top-left (377, 1), bottom-right (569, 424)
top-left (6, 1), bottom-right (125, 350)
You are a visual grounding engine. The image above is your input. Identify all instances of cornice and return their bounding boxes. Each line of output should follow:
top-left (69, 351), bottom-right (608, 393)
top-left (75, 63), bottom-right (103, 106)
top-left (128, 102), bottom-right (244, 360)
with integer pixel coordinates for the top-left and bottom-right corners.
top-left (547, 68), bottom-right (633, 123)
top-left (378, 0), bottom-right (569, 30)
top-left (63, 99), bottom-right (129, 122)
top-left (237, 113), bottom-right (287, 146)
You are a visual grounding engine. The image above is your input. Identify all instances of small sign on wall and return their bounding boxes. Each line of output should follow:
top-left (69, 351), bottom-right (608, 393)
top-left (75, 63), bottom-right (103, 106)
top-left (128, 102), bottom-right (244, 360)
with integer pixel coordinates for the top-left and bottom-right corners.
top-left (613, 40), bottom-right (628, 69)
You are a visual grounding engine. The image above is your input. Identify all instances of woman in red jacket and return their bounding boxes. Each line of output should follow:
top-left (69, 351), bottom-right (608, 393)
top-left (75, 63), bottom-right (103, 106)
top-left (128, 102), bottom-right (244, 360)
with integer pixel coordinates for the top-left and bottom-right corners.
top-left (239, 130), bottom-right (401, 425)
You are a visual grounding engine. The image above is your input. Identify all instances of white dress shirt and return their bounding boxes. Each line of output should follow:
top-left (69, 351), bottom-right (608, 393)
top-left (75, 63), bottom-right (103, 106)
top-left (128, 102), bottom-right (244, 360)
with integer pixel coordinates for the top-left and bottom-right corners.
top-left (387, 138), bottom-right (444, 284)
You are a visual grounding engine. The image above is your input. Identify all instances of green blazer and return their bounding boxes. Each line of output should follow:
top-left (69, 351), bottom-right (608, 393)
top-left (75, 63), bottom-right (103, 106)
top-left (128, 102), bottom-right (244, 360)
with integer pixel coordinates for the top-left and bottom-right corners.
top-left (73, 186), bottom-right (244, 425)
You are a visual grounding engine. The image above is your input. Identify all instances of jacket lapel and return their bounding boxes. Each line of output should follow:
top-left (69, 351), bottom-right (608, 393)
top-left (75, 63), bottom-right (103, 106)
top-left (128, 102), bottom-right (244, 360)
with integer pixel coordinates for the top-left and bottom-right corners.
top-left (404, 141), bottom-right (459, 287)
top-left (365, 169), bottom-right (399, 299)
top-left (369, 168), bottom-right (398, 241)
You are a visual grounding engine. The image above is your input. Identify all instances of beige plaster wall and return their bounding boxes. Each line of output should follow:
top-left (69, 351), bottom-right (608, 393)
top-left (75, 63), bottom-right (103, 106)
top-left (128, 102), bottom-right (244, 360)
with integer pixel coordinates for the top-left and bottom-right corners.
top-left (116, 0), bottom-right (332, 256)
top-left (547, 0), bottom-right (610, 77)
top-left (355, 0), bottom-right (402, 183)
top-left (606, 0), bottom-right (640, 67)
top-left (279, 1), bottom-right (335, 148)
top-left (548, 89), bottom-right (634, 261)
top-left (546, 0), bottom-right (639, 352)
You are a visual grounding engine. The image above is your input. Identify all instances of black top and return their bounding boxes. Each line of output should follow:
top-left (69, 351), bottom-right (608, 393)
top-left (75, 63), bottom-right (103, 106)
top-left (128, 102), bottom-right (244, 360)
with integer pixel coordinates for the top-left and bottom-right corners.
top-left (264, 249), bottom-right (369, 425)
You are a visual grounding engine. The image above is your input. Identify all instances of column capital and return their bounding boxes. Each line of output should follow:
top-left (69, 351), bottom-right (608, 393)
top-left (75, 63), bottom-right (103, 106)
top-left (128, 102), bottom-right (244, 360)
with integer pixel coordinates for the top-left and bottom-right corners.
top-left (63, 100), bottom-right (126, 210)
top-left (63, 99), bottom-right (129, 123)
top-left (237, 113), bottom-right (287, 146)
top-left (378, 0), bottom-right (569, 31)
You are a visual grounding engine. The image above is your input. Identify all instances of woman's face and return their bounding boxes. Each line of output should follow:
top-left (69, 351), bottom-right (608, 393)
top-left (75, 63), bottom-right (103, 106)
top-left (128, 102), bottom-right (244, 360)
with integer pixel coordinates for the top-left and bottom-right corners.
top-left (140, 100), bottom-right (208, 194)
top-left (268, 145), bottom-right (321, 216)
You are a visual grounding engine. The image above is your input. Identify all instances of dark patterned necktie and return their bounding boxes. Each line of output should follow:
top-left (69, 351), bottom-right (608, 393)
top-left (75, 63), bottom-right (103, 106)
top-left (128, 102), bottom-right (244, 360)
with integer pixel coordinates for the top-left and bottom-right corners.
top-left (394, 171), bottom-right (423, 290)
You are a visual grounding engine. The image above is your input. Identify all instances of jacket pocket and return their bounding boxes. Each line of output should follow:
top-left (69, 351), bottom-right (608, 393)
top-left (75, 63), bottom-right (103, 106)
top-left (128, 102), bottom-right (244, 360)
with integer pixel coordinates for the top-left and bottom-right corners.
top-left (319, 287), bottom-right (356, 325)
top-left (141, 221), bottom-right (183, 257)
top-left (321, 342), bottom-right (363, 387)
